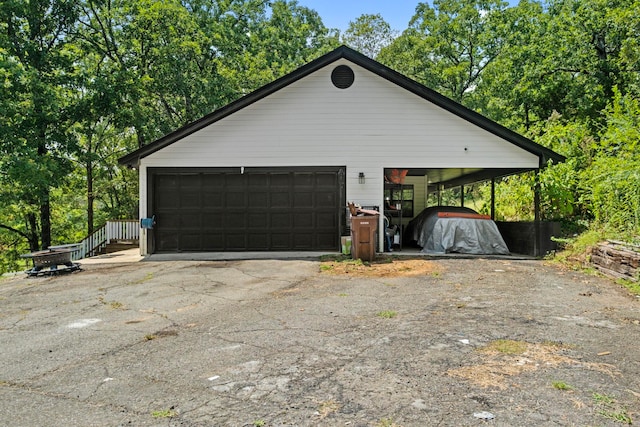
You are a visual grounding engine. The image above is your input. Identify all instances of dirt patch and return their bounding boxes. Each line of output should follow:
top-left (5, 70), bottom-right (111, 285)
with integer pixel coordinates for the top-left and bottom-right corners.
top-left (447, 340), bottom-right (620, 390)
top-left (320, 256), bottom-right (442, 277)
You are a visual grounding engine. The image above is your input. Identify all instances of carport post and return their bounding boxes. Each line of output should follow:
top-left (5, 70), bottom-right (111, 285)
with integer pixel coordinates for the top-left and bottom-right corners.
top-left (490, 178), bottom-right (496, 220)
top-left (534, 169), bottom-right (541, 257)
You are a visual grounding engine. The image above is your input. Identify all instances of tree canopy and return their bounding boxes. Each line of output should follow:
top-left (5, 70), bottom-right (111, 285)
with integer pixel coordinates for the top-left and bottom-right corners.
top-left (1, 0), bottom-right (639, 272)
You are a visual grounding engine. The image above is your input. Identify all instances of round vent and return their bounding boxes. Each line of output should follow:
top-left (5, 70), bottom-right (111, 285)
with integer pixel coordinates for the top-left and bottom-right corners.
top-left (331, 65), bottom-right (355, 89)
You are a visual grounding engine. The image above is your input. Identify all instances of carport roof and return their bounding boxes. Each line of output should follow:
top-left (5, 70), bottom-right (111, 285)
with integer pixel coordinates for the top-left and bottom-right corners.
top-left (118, 45), bottom-right (565, 169)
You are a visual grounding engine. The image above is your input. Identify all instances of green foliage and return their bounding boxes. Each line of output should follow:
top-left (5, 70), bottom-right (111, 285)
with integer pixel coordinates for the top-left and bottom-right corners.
top-left (379, 0), bottom-right (509, 103)
top-left (0, 0), bottom-right (337, 273)
top-left (341, 13), bottom-right (397, 59)
top-left (1, 0), bottom-right (639, 274)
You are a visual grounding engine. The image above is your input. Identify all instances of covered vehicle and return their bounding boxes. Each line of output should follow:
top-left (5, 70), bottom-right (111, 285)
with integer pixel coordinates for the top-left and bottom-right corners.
top-left (406, 206), bottom-right (509, 255)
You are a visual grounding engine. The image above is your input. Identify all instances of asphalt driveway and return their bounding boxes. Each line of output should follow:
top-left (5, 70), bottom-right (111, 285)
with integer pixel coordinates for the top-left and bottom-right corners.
top-left (1, 256), bottom-right (639, 426)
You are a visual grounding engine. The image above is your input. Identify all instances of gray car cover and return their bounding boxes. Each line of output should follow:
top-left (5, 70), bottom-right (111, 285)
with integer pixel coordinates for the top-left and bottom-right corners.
top-left (407, 207), bottom-right (510, 255)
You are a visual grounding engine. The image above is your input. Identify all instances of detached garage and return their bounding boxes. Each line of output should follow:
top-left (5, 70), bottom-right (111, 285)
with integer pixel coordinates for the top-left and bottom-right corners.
top-left (119, 46), bottom-right (564, 256)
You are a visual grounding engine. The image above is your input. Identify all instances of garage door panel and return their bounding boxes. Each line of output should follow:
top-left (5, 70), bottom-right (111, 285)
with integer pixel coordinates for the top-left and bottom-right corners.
top-left (294, 173), bottom-right (314, 187)
top-left (316, 173), bottom-right (337, 186)
top-left (158, 214), bottom-right (180, 228)
top-left (224, 212), bottom-right (246, 228)
top-left (271, 212), bottom-right (292, 228)
top-left (317, 233), bottom-right (337, 248)
top-left (151, 167), bottom-right (343, 252)
top-left (180, 213), bottom-right (201, 229)
top-left (248, 193), bottom-right (268, 208)
top-left (226, 192), bottom-right (246, 207)
top-left (294, 233), bottom-right (313, 248)
top-left (248, 173), bottom-right (268, 187)
top-left (271, 192), bottom-right (291, 207)
top-left (317, 191), bottom-right (337, 205)
top-left (157, 191), bottom-right (180, 209)
top-left (202, 174), bottom-right (225, 188)
top-left (225, 233), bottom-right (247, 250)
top-left (180, 233), bottom-right (202, 251)
top-left (270, 173), bottom-right (290, 187)
top-left (317, 212), bottom-right (338, 227)
top-left (226, 174), bottom-right (245, 187)
top-left (294, 192), bottom-right (313, 207)
top-left (202, 191), bottom-right (223, 207)
top-left (156, 232), bottom-right (178, 251)
top-left (271, 233), bottom-right (292, 249)
top-left (248, 213), bottom-right (268, 228)
top-left (247, 233), bottom-right (269, 250)
top-left (180, 191), bottom-right (201, 208)
top-left (181, 174), bottom-right (200, 187)
top-left (202, 232), bottom-right (224, 250)
top-left (294, 213), bottom-right (313, 228)
top-left (201, 212), bottom-right (223, 227)
top-left (157, 174), bottom-right (179, 188)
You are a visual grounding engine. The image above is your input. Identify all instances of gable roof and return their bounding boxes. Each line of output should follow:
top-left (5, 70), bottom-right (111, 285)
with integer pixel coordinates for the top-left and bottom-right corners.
top-left (118, 45), bottom-right (565, 168)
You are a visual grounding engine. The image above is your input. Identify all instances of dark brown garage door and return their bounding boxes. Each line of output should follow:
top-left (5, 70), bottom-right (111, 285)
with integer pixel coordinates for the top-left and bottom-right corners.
top-left (149, 167), bottom-right (346, 252)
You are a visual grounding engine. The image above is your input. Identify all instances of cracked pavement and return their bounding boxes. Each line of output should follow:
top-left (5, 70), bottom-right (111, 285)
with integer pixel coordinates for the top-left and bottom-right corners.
top-left (1, 258), bottom-right (639, 426)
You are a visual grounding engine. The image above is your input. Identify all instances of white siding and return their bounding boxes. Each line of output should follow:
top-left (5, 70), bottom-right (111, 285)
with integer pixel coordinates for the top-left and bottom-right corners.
top-left (139, 58), bottom-right (540, 251)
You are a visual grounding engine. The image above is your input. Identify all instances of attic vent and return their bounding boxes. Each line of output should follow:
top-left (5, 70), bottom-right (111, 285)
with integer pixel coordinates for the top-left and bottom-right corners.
top-left (331, 65), bottom-right (355, 89)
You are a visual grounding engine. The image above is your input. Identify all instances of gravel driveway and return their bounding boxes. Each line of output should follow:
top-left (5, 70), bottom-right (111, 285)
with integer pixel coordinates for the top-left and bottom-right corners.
top-left (1, 257), bottom-right (639, 426)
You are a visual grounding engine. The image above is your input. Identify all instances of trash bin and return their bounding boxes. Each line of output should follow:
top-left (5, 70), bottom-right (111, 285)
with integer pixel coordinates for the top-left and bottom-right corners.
top-left (350, 215), bottom-right (379, 262)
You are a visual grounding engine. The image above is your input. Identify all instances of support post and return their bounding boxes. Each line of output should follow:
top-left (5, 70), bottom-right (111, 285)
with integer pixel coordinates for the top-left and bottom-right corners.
top-left (460, 185), bottom-right (464, 207)
top-left (491, 178), bottom-right (496, 220)
top-left (534, 169), bottom-right (541, 257)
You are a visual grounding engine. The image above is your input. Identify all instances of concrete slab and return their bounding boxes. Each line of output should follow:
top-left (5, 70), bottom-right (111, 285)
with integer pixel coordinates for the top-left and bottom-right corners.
top-left (79, 248), bottom-right (144, 265)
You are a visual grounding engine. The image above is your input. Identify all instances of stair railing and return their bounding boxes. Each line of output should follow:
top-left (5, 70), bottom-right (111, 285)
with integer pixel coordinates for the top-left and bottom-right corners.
top-left (72, 220), bottom-right (140, 260)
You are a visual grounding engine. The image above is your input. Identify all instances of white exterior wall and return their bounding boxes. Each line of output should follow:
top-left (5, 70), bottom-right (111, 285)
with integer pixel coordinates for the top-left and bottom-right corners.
top-left (139, 58), bottom-right (540, 252)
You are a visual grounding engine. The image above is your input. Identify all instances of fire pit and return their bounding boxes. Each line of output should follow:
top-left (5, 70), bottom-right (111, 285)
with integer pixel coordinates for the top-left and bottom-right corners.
top-left (21, 248), bottom-right (81, 277)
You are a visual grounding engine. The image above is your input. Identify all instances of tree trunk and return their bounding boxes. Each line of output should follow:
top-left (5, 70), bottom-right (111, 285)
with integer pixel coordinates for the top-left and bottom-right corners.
top-left (40, 193), bottom-right (51, 250)
top-left (87, 159), bottom-right (94, 235)
top-left (26, 212), bottom-right (39, 251)
top-left (37, 122), bottom-right (52, 250)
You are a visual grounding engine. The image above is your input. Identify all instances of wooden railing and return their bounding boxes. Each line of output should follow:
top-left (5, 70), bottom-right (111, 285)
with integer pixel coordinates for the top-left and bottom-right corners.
top-left (69, 220), bottom-right (140, 260)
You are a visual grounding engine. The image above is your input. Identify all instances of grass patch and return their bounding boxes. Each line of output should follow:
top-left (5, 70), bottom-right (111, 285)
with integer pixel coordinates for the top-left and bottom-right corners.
top-left (376, 310), bottom-right (397, 319)
top-left (253, 420), bottom-right (265, 427)
top-left (448, 340), bottom-right (618, 390)
top-left (98, 296), bottom-right (124, 310)
top-left (552, 381), bottom-right (573, 391)
top-left (130, 272), bottom-right (154, 285)
top-left (144, 334), bottom-right (157, 341)
top-left (600, 410), bottom-right (633, 425)
top-left (481, 339), bottom-right (528, 355)
top-left (376, 418), bottom-right (402, 427)
top-left (593, 393), bottom-right (633, 424)
top-left (615, 278), bottom-right (640, 296)
top-left (593, 392), bottom-right (615, 405)
top-left (317, 400), bottom-right (340, 419)
top-left (151, 408), bottom-right (177, 418)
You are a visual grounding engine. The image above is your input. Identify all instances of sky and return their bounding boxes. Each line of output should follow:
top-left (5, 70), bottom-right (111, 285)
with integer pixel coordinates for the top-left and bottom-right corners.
top-left (296, 0), bottom-right (519, 34)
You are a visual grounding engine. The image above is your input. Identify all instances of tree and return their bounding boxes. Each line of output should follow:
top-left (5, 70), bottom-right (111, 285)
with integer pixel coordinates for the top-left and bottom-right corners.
top-left (378, 0), bottom-right (509, 104)
top-left (481, 0), bottom-right (640, 131)
top-left (341, 13), bottom-right (397, 59)
top-left (0, 0), bottom-right (80, 250)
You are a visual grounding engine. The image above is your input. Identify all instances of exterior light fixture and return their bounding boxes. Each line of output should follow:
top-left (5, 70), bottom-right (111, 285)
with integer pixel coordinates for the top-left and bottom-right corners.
top-left (358, 172), bottom-right (365, 184)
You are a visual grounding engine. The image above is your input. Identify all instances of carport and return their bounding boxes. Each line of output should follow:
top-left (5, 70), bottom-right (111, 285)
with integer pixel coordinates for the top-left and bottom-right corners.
top-left (119, 46), bottom-right (564, 256)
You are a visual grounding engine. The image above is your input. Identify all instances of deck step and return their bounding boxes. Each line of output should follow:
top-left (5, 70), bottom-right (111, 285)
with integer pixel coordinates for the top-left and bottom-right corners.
top-left (99, 239), bottom-right (139, 254)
